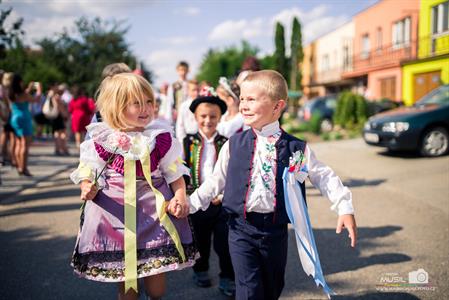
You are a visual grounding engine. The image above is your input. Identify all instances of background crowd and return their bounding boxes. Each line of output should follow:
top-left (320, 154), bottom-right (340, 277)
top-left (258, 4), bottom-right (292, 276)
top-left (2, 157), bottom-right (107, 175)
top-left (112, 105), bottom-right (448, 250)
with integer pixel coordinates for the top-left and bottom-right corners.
top-left (0, 57), bottom-right (258, 182)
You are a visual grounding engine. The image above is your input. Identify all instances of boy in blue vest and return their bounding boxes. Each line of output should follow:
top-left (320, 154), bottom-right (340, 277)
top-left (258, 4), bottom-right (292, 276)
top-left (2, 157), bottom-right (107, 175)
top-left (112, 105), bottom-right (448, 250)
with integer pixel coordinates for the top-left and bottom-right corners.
top-left (189, 70), bottom-right (357, 300)
top-left (183, 88), bottom-right (235, 296)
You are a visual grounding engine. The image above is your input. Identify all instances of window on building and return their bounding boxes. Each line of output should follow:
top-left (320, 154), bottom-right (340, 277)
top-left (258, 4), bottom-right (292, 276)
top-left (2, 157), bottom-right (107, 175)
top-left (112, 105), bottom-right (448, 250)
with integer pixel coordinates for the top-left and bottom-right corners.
top-left (361, 34), bottom-right (370, 59)
top-left (392, 17), bottom-right (411, 47)
top-left (432, 1), bottom-right (449, 34)
top-left (380, 77), bottom-right (396, 100)
top-left (376, 27), bottom-right (383, 52)
top-left (343, 45), bottom-right (350, 70)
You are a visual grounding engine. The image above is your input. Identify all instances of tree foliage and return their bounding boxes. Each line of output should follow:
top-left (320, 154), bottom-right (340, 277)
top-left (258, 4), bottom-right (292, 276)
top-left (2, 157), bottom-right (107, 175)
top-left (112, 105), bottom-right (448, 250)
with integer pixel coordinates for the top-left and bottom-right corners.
top-left (0, 0), bottom-right (24, 57)
top-left (196, 41), bottom-right (258, 86)
top-left (0, 12), bottom-right (154, 96)
top-left (274, 22), bottom-right (288, 84)
top-left (35, 17), bottom-right (153, 95)
top-left (289, 17), bottom-right (303, 91)
top-left (333, 91), bottom-right (368, 129)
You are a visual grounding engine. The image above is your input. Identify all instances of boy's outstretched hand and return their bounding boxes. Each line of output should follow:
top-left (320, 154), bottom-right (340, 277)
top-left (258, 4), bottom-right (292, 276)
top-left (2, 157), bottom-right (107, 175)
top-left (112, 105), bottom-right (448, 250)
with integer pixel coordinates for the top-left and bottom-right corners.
top-left (167, 197), bottom-right (189, 219)
top-left (336, 214), bottom-right (357, 248)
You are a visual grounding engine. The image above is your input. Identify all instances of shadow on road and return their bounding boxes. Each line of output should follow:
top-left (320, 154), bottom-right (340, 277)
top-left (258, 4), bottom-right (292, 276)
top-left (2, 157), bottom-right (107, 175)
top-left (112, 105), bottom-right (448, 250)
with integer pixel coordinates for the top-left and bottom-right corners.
top-left (333, 292), bottom-right (421, 299)
top-left (0, 187), bottom-right (80, 205)
top-left (0, 227), bottom-right (115, 300)
top-left (0, 202), bottom-right (82, 217)
top-left (0, 224), bottom-right (412, 300)
top-left (376, 149), bottom-right (443, 159)
top-left (342, 178), bottom-right (386, 188)
top-left (283, 225), bottom-right (411, 297)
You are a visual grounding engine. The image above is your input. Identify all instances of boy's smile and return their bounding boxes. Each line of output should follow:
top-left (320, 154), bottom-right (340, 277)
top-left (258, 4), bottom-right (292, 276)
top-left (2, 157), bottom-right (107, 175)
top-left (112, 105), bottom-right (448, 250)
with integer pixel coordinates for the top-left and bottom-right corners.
top-left (239, 82), bottom-right (281, 131)
top-left (194, 103), bottom-right (221, 139)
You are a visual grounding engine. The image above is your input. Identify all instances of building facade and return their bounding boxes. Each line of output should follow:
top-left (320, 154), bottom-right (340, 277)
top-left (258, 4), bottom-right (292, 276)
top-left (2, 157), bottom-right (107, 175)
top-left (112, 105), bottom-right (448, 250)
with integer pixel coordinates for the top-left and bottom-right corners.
top-left (402, 0), bottom-right (449, 106)
top-left (341, 0), bottom-right (420, 102)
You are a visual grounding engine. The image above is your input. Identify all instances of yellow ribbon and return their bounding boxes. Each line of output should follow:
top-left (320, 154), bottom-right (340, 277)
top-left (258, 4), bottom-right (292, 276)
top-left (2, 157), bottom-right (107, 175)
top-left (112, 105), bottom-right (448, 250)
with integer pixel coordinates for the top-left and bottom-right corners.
top-left (124, 157), bottom-right (138, 293)
top-left (122, 149), bottom-right (186, 294)
top-left (140, 149), bottom-right (186, 263)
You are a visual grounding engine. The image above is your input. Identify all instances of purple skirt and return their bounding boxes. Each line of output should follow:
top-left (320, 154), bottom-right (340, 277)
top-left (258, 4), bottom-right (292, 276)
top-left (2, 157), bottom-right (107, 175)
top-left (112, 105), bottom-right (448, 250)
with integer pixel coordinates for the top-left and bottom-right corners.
top-left (71, 173), bottom-right (198, 282)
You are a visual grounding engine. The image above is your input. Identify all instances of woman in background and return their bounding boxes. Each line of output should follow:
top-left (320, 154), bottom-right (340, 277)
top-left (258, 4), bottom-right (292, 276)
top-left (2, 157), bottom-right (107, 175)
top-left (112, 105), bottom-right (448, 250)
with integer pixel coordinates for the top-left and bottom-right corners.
top-left (7, 73), bottom-right (41, 176)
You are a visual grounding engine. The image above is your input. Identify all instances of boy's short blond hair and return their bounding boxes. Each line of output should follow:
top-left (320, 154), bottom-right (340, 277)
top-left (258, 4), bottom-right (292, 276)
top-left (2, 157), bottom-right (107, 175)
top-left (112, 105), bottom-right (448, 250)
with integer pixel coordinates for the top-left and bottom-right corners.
top-left (96, 73), bottom-right (155, 130)
top-left (241, 70), bottom-right (288, 101)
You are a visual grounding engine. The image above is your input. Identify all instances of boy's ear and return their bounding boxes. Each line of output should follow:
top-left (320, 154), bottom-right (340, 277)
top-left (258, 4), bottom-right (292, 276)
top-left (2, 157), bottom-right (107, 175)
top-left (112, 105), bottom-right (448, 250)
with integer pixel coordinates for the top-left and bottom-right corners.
top-left (275, 99), bottom-right (287, 112)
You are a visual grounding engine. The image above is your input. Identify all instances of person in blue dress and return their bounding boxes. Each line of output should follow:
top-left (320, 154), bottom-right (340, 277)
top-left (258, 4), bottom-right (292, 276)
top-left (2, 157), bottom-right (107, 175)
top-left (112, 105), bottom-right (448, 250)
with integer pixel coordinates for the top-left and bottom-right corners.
top-left (7, 74), bottom-right (42, 176)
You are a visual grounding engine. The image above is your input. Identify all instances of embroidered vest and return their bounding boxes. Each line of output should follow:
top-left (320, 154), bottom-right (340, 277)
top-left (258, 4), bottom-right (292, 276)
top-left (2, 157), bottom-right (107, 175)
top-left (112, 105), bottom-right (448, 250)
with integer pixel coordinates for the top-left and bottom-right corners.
top-left (183, 133), bottom-right (227, 194)
top-left (223, 129), bottom-right (307, 224)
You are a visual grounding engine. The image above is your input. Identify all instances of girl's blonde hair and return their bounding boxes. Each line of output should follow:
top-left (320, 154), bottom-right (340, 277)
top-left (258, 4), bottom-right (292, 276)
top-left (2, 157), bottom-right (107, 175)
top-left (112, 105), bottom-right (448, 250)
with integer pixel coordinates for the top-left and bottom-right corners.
top-left (96, 73), bottom-right (155, 130)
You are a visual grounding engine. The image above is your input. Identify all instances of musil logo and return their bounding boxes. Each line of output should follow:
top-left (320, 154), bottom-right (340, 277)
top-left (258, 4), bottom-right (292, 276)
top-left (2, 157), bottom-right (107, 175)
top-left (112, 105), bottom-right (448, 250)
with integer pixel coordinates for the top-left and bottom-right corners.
top-left (379, 273), bottom-right (406, 283)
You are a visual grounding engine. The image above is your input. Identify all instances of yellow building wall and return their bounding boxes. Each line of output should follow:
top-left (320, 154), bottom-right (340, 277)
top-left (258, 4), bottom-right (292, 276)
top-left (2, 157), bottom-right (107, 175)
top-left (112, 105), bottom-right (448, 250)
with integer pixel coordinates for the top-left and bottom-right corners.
top-left (402, 57), bottom-right (449, 106)
top-left (419, 0), bottom-right (449, 58)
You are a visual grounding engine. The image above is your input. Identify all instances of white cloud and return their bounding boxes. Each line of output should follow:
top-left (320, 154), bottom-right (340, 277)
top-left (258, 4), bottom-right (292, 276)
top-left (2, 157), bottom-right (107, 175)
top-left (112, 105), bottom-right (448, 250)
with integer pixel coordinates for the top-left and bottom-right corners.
top-left (21, 15), bottom-right (77, 45)
top-left (208, 18), bottom-right (265, 41)
top-left (270, 5), bottom-right (349, 47)
top-left (145, 48), bottom-right (204, 87)
top-left (207, 5), bottom-right (349, 50)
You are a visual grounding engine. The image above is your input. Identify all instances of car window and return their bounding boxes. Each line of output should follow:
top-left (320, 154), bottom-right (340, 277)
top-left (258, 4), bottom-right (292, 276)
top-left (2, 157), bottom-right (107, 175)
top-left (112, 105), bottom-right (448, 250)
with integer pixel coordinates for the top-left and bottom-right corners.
top-left (325, 98), bottom-right (336, 109)
top-left (415, 85), bottom-right (449, 106)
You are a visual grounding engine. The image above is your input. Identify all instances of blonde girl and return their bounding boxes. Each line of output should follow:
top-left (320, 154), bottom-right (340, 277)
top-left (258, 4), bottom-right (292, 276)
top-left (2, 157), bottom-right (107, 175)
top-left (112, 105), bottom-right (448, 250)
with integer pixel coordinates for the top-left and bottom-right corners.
top-left (70, 73), bottom-right (198, 300)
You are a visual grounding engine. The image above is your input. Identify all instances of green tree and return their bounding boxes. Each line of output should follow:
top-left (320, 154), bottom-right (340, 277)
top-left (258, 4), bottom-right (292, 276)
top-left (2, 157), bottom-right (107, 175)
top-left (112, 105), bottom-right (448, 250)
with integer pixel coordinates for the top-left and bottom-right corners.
top-left (289, 17), bottom-right (303, 91)
top-left (259, 54), bottom-right (276, 70)
top-left (0, 0), bottom-right (24, 57)
top-left (0, 1), bottom-right (28, 74)
top-left (273, 22), bottom-right (288, 84)
top-left (36, 17), bottom-right (153, 95)
top-left (196, 40), bottom-right (258, 86)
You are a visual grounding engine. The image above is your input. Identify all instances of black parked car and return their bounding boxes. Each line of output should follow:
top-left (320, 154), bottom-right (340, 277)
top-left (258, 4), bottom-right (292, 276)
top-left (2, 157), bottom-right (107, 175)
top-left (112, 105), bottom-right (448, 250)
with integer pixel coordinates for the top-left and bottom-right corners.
top-left (363, 85), bottom-right (449, 157)
top-left (298, 94), bottom-right (337, 132)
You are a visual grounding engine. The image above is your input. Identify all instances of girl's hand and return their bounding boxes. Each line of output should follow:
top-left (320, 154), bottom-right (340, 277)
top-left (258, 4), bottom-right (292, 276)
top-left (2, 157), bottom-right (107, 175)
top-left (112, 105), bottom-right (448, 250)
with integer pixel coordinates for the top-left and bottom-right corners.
top-left (211, 194), bottom-right (223, 206)
top-left (167, 197), bottom-right (189, 219)
top-left (80, 180), bottom-right (98, 201)
top-left (336, 214), bottom-right (357, 248)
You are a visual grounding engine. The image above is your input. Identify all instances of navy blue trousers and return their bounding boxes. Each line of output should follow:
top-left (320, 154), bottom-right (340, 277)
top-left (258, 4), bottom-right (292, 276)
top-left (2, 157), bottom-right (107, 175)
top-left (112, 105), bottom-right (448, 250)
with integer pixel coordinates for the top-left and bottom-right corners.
top-left (190, 204), bottom-right (234, 279)
top-left (228, 213), bottom-right (288, 300)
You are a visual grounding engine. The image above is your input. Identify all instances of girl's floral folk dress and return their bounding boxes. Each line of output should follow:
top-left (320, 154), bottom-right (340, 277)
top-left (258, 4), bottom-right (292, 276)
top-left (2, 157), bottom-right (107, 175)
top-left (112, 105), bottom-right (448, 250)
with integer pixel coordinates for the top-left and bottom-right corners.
top-left (70, 122), bottom-right (198, 283)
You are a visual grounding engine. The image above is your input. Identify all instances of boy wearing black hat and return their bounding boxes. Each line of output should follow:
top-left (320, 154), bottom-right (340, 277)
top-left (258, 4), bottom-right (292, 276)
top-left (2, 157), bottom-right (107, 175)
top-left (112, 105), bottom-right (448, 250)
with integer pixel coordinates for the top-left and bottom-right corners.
top-left (183, 87), bottom-right (235, 296)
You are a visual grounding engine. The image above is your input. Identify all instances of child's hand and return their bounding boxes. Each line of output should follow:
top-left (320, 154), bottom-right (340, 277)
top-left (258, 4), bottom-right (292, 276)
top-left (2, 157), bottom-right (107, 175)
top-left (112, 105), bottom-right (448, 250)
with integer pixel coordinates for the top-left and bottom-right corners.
top-left (167, 197), bottom-right (189, 219)
top-left (336, 214), bottom-right (357, 248)
top-left (211, 194), bottom-right (223, 206)
top-left (80, 180), bottom-right (98, 201)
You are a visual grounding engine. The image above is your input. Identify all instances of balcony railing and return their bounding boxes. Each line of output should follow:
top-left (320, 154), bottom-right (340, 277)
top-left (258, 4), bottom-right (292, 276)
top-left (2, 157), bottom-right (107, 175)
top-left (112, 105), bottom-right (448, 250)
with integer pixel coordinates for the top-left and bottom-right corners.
top-left (343, 40), bottom-right (417, 77)
top-left (316, 64), bottom-right (353, 84)
top-left (418, 33), bottom-right (449, 58)
top-left (342, 35), bottom-right (449, 77)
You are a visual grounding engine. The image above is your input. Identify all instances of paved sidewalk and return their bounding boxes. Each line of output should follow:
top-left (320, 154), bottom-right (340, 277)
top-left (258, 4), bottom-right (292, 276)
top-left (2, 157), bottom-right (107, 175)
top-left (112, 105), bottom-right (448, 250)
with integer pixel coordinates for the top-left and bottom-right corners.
top-left (0, 141), bottom-right (79, 204)
top-left (1, 138), bottom-right (447, 300)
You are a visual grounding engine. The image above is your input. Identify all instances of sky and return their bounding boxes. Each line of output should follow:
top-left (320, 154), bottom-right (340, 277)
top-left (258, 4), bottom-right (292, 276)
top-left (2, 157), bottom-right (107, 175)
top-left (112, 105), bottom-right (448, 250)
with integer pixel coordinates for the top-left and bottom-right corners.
top-left (5, 0), bottom-right (378, 87)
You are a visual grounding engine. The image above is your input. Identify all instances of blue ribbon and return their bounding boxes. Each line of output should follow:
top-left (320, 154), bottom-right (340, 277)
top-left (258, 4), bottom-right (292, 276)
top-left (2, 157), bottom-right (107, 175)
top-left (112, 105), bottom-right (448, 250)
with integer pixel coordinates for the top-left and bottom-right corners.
top-left (282, 168), bottom-right (335, 298)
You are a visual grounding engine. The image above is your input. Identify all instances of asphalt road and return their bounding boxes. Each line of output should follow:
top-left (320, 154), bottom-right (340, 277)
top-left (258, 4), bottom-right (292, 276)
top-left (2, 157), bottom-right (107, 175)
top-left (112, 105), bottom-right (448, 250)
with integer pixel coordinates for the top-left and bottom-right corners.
top-left (0, 138), bottom-right (447, 300)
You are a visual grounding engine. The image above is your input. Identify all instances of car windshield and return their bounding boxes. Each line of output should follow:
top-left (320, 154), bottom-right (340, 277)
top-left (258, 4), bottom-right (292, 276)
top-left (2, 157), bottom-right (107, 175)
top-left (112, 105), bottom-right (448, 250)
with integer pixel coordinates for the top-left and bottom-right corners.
top-left (414, 85), bottom-right (449, 107)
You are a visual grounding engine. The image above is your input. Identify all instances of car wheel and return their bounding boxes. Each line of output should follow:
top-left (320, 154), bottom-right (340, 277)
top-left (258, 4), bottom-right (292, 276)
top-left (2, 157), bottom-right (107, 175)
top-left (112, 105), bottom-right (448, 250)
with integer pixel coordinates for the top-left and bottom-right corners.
top-left (320, 118), bottom-right (333, 132)
top-left (420, 127), bottom-right (449, 157)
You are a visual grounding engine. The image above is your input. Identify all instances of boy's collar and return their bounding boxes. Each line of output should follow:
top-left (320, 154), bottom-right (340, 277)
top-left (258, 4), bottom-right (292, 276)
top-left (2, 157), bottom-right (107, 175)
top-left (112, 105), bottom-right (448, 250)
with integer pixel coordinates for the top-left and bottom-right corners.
top-left (199, 130), bottom-right (218, 142)
top-left (253, 121), bottom-right (280, 137)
